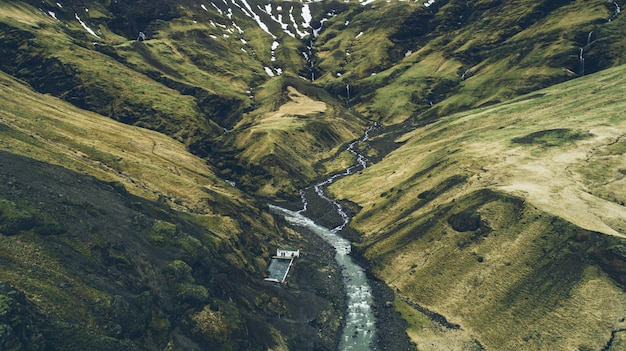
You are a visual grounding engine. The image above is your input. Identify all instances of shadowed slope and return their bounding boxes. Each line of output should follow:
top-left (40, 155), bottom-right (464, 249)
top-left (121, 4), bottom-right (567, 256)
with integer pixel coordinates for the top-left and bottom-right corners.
top-left (0, 69), bottom-right (346, 351)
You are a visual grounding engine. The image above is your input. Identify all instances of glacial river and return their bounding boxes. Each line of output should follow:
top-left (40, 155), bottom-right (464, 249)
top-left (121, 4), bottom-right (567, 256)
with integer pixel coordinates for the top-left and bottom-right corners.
top-left (269, 205), bottom-right (376, 351)
top-left (270, 125), bottom-right (378, 351)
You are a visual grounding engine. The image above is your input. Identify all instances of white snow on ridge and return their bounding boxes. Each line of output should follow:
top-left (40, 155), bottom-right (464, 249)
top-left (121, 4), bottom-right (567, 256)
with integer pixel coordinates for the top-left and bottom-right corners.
top-left (290, 7), bottom-right (310, 38)
top-left (277, 13), bottom-right (296, 38)
top-left (230, 0), bottom-right (252, 18)
top-left (210, 20), bottom-right (227, 29)
top-left (232, 21), bottom-right (244, 34)
top-left (75, 13), bottom-right (99, 38)
top-left (264, 66), bottom-right (275, 76)
top-left (271, 40), bottom-right (279, 61)
top-left (301, 4), bottom-right (312, 27)
top-left (263, 4), bottom-right (296, 38)
top-left (238, 0), bottom-right (276, 38)
top-left (210, 2), bottom-right (223, 15)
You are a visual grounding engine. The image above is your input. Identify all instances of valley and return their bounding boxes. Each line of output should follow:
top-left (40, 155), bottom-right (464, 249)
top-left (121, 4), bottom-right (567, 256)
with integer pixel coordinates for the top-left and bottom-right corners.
top-left (1, 0), bottom-right (626, 350)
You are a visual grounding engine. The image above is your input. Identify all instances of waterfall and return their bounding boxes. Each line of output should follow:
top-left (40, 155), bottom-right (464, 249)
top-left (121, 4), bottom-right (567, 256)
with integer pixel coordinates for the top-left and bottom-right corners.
top-left (587, 31), bottom-right (593, 46)
top-left (461, 68), bottom-right (469, 80)
top-left (609, 0), bottom-right (621, 20)
top-left (579, 47), bottom-right (585, 76)
top-left (346, 83), bottom-right (350, 109)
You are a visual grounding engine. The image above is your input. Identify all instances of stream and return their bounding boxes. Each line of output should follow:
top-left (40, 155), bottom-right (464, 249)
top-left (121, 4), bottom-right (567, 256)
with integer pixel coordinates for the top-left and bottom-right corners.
top-left (270, 125), bottom-right (378, 351)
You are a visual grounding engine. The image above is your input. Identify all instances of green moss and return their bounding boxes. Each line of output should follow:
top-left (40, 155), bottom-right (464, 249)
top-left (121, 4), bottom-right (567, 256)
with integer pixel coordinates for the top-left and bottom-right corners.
top-left (148, 220), bottom-right (178, 245)
top-left (165, 259), bottom-right (193, 283)
top-left (0, 198), bottom-right (34, 235)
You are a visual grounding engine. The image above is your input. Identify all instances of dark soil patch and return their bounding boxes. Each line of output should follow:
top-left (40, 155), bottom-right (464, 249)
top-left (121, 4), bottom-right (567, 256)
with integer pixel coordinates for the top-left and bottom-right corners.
top-left (511, 128), bottom-right (592, 146)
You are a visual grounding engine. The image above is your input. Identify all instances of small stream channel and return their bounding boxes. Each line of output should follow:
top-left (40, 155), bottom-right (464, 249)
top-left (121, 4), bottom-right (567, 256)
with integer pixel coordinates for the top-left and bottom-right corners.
top-left (270, 125), bottom-right (379, 351)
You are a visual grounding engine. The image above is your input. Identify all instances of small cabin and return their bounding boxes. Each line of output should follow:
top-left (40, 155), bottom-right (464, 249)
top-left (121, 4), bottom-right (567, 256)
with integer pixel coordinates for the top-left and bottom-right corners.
top-left (276, 249), bottom-right (300, 258)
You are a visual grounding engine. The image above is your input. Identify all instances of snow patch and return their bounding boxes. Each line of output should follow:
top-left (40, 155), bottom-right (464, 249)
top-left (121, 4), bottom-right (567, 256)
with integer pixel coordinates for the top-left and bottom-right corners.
top-left (424, 0), bottom-right (436, 7)
top-left (271, 40), bottom-right (279, 62)
top-left (264, 67), bottom-right (275, 76)
top-left (230, 0), bottom-right (252, 18)
top-left (290, 7), bottom-right (309, 38)
top-left (201, 4), bottom-right (208, 11)
top-left (48, 11), bottom-right (58, 20)
top-left (238, 0), bottom-right (276, 38)
top-left (301, 4), bottom-right (312, 27)
top-left (210, 20), bottom-right (227, 29)
top-left (75, 13), bottom-right (99, 38)
top-left (232, 22), bottom-right (244, 34)
top-left (211, 2), bottom-right (223, 15)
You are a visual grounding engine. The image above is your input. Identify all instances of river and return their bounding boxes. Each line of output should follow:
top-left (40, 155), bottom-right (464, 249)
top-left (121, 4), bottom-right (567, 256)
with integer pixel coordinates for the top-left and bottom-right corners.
top-left (270, 125), bottom-right (379, 351)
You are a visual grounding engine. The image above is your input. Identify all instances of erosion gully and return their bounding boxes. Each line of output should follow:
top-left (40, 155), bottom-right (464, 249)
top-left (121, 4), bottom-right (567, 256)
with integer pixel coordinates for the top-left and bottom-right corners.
top-left (270, 125), bottom-right (379, 351)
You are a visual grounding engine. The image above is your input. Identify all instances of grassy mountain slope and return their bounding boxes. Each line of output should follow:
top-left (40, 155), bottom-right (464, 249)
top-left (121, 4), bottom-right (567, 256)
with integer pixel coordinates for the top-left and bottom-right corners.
top-left (1, 0), bottom-right (626, 350)
top-left (0, 0), bottom-right (368, 198)
top-left (216, 75), bottom-right (368, 197)
top-left (2, 0), bottom-right (625, 199)
top-left (329, 64), bottom-right (626, 350)
top-left (0, 70), bottom-right (346, 350)
top-left (313, 0), bottom-right (626, 124)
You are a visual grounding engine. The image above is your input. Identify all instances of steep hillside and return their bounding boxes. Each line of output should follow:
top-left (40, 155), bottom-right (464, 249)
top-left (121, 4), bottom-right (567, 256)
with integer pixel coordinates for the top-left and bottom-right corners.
top-left (329, 64), bottom-right (626, 350)
top-left (0, 0), bottom-right (368, 198)
top-left (313, 0), bottom-right (626, 124)
top-left (0, 71), bottom-right (348, 350)
top-left (3, 0), bottom-right (626, 198)
top-left (1, 0), bottom-right (626, 350)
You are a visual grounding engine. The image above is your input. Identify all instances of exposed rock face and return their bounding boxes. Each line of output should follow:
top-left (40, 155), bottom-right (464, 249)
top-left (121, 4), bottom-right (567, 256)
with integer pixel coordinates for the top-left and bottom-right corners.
top-left (0, 282), bottom-right (45, 351)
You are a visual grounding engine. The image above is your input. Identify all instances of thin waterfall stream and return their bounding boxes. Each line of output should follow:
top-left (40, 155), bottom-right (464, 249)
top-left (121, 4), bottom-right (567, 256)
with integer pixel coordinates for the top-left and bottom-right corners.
top-left (270, 125), bottom-right (379, 351)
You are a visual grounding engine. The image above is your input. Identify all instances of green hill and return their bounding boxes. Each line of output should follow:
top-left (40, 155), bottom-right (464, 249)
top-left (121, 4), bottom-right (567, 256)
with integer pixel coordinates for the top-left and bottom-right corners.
top-left (330, 63), bottom-right (626, 350)
top-left (1, 0), bottom-right (626, 350)
top-left (0, 70), bottom-right (345, 350)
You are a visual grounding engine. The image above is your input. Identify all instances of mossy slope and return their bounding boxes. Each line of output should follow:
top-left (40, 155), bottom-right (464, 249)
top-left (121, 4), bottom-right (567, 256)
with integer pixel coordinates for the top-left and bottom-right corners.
top-left (330, 63), bottom-right (626, 349)
top-left (0, 0), bottom-right (367, 198)
top-left (313, 0), bottom-right (626, 124)
top-left (0, 71), bottom-right (344, 350)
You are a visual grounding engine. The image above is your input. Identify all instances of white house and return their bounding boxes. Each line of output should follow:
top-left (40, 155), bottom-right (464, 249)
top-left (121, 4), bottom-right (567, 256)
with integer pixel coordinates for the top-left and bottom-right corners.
top-left (276, 249), bottom-right (300, 258)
